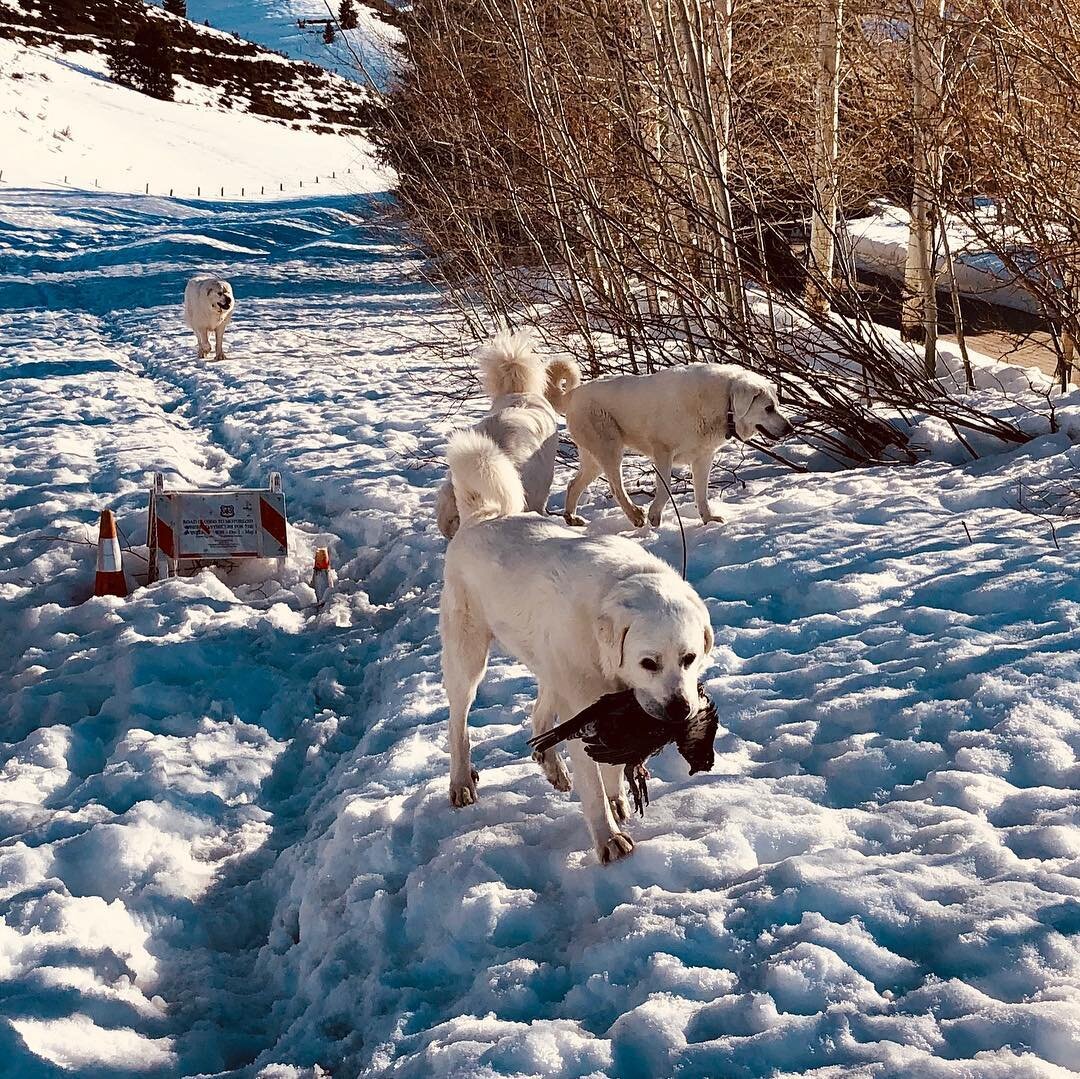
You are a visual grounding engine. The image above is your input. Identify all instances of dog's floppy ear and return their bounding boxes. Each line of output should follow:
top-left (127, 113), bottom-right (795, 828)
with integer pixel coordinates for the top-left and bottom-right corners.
top-left (703, 621), bottom-right (714, 655)
top-left (597, 582), bottom-right (640, 677)
top-left (731, 379), bottom-right (763, 422)
top-left (596, 613), bottom-right (630, 677)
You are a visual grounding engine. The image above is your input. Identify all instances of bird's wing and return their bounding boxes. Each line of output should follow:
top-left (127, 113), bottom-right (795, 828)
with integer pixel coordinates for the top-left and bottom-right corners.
top-left (582, 717), bottom-right (672, 766)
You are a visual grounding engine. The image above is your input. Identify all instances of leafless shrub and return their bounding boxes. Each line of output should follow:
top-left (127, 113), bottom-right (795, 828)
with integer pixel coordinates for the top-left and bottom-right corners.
top-left (373, 0), bottom-right (1059, 465)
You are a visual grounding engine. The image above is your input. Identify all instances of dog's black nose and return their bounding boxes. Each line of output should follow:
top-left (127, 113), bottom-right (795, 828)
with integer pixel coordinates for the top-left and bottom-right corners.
top-left (665, 695), bottom-right (692, 722)
top-left (221, 296), bottom-right (231, 307)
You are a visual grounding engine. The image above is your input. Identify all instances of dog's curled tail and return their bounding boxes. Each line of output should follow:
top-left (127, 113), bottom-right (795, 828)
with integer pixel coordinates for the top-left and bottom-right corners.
top-left (544, 357), bottom-right (582, 415)
top-left (447, 429), bottom-right (525, 530)
top-left (477, 330), bottom-right (546, 399)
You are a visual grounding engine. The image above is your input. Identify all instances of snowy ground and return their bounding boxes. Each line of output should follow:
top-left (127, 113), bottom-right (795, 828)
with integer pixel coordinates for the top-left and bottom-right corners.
top-left (0, 39), bottom-right (387, 197)
top-left (3, 182), bottom-right (1080, 1077)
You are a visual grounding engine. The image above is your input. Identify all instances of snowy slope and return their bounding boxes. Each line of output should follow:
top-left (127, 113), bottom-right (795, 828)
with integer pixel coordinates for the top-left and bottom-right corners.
top-left (3, 178), bottom-right (1080, 1077)
top-left (183, 0), bottom-right (401, 88)
top-left (0, 38), bottom-right (387, 195)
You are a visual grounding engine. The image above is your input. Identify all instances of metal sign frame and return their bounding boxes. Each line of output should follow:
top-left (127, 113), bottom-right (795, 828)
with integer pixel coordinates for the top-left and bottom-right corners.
top-left (146, 472), bottom-right (288, 581)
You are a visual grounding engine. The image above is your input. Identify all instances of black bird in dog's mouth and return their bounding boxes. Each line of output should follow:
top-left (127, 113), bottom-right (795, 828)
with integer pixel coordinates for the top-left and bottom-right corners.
top-left (528, 684), bottom-right (719, 816)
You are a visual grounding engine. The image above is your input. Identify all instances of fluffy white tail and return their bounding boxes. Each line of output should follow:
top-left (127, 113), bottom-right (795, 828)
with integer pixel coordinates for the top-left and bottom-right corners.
top-left (477, 330), bottom-right (546, 399)
top-left (543, 357), bottom-right (581, 415)
top-left (447, 429), bottom-right (526, 529)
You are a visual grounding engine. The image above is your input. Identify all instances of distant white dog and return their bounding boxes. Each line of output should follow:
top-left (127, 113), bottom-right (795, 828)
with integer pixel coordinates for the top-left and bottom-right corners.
top-left (563, 363), bottom-right (793, 527)
top-left (440, 429), bottom-right (714, 864)
top-left (183, 275), bottom-right (235, 360)
top-left (435, 331), bottom-right (580, 539)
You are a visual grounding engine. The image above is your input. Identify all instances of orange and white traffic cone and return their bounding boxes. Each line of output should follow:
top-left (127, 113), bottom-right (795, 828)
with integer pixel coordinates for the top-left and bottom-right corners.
top-left (94, 509), bottom-right (128, 598)
top-left (310, 546), bottom-right (335, 604)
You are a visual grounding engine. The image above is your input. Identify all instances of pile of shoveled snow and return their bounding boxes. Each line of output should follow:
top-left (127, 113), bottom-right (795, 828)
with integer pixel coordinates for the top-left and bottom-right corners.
top-left (0, 39), bottom-right (387, 196)
top-left (2, 188), bottom-right (1080, 1077)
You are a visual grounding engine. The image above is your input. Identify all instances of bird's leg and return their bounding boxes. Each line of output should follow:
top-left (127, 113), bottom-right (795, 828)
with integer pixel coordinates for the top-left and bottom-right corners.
top-left (626, 763), bottom-right (650, 816)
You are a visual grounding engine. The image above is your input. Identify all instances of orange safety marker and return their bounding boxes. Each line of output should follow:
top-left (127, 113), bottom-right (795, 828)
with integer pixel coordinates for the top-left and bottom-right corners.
top-left (310, 546), bottom-right (334, 604)
top-left (94, 510), bottom-right (128, 597)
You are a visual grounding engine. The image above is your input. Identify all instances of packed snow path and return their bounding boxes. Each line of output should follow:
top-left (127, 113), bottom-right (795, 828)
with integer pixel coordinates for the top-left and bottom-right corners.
top-left (1, 190), bottom-right (1079, 1078)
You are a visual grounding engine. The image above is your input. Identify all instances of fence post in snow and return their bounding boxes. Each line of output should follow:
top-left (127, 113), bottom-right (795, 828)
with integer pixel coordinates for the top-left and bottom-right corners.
top-left (242, 187), bottom-right (245, 196)
top-left (221, 186), bottom-right (224, 197)
top-left (280, 182), bottom-right (283, 191)
top-left (261, 185), bottom-right (265, 195)
top-left (145, 183), bottom-right (149, 194)
top-left (198, 186), bottom-right (201, 196)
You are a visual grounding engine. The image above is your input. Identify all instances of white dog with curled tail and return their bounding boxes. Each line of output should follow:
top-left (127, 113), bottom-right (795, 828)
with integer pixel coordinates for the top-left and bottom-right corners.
top-left (183, 275), bottom-right (235, 361)
top-left (439, 426), bottom-right (714, 865)
top-left (435, 330), bottom-right (580, 539)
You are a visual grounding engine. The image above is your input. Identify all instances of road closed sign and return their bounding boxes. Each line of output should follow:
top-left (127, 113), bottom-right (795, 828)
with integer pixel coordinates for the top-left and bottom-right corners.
top-left (147, 473), bottom-right (288, 579)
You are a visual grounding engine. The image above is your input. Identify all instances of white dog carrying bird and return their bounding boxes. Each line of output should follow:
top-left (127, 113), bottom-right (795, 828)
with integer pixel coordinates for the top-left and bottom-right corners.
top-left (439, 424), bottom-right (715, 864)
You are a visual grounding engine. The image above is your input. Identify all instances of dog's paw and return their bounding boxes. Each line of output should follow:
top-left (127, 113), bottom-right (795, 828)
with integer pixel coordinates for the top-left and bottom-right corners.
top-left (449, 766), bottom-right (479, 807)
top-left (699, 503), bottom-right (723, 525)
top-left (626, 505), bottom-right (646, 528)
top-left (609, 795), bottom-right (631, 823)
top-left (597, 832), bottom-right (635, 864)
top-left (647, 506), bottom-right (664, 527)
top-left (564, 513), bottom-right (587, 527)
top-left (533, 748), bottom-right (572, 791)
top-left (214, 353), bottom-right (227, 362)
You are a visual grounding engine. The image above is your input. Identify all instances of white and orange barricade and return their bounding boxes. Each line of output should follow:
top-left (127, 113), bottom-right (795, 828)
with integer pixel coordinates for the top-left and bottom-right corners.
top-left (146, 472), bottom-right (288, 581)
top-left (94, 509), bottom-right (128, 597)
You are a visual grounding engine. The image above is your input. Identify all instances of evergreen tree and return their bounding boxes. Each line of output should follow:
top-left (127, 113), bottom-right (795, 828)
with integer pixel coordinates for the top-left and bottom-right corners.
top-left (338, 0), bottom-right (358, 31)
top-left (322, 21), bottom-right (336, 44)
top-left (163, 0), bottom-right (187, 17)
top-left (107, 19), bottom-right (176, 101)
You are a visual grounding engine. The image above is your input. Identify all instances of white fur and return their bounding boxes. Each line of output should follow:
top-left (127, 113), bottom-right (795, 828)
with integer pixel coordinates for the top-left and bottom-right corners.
top-left (563, 363), bottom-right (793, 527)
top-left (183, 275), bottom-right (235, 361)
top-left (436, 331), bottom-right (581, 539)
top-left (440, 438), bottom-right (714, 864)
top-left (446, 429), bottom-right (526, 528)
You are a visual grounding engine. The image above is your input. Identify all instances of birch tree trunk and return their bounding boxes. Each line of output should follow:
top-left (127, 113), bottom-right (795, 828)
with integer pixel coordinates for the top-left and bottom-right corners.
top-left (901, 0), bottom-right (946, 379)
top-left (806, 0), bottom-right (843, 314)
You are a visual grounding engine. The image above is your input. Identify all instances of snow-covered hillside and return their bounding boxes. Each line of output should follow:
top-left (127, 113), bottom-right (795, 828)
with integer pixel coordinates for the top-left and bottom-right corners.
top-left (0, 38), bottom-right (386, 194)
top-left (183, 0), bottom-right (401, 88)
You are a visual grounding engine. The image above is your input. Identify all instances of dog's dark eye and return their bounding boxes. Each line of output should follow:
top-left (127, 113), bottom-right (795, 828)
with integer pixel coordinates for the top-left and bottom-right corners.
top-left (640, 657), bottom-right (660, 672)
top-left (681, 653), bottom-right (697, 668)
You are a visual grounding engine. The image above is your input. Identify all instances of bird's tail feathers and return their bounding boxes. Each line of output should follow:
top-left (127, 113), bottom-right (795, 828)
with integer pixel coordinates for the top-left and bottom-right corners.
top-left (528, 713), bottom-right (588, 755)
